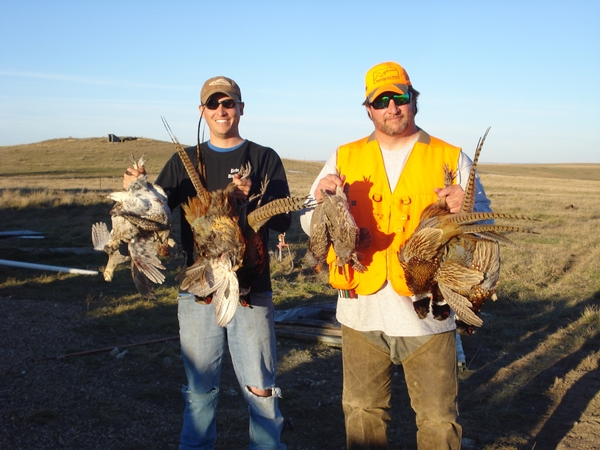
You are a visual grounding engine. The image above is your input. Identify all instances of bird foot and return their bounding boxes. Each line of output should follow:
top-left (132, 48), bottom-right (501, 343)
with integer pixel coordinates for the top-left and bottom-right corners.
top-left (194, 295), bottom-right (213, 305)
top-left (455, 321), bottom-right (476, 336)
top-left (432, 301), bottom-right (451, 320)
top-left (239, 295), bottom-right (253, 308)
top-left (412, 297), bottom-right (431, 319)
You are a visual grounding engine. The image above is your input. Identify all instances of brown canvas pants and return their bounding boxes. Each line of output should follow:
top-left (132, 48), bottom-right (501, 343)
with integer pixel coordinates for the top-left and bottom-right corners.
top-left (341, 326), bottom-right (462, 450)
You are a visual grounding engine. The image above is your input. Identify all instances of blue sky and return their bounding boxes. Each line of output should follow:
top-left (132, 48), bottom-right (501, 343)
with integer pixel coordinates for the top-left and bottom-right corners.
top-left (1, 0), bottom-right (598, 163)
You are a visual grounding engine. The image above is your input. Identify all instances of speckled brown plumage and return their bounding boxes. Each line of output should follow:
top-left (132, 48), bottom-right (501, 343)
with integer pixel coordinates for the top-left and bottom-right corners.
top-left (398, 128), bottom-right (539, 331)
top-left (306, 185), bottom-right (371, 275)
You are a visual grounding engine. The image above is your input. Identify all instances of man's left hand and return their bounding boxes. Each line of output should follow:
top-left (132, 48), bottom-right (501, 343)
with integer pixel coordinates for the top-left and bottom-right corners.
top-left (232, 173), bottom-right (252, 200)
top-left (123, 167), bottom-right (146, 190)
top-left (434, 185), bottom-right (464, 214)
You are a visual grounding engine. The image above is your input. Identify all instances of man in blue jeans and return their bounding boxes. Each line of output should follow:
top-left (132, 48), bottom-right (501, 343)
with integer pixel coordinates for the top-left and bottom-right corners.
top-left (125, 76), bottom-right (289, 449)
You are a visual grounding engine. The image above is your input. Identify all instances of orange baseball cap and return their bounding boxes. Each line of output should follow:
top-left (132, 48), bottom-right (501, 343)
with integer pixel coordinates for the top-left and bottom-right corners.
top-left (365, 62), bottom-right (412, 103)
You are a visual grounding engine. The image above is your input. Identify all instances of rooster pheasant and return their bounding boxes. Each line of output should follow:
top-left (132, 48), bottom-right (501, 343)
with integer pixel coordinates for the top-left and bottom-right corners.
top-left (398, 128), bottom-right (538, 331)
top-left (92, 154), bottom-right (173, 298)
top-left (162, 118), bottom-right (309, 327)
top-left (306, 183), bottom-right (371, 274)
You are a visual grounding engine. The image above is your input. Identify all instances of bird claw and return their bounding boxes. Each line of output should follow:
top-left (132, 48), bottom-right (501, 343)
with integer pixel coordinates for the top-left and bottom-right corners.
top-left (412, 297), bottom-right (431, 319)
top-left (432, 303), bottom-right (451, 321)
top-left (456, 321), bottom-right (476, 336)
top-left (194, 295), bottom-right (213, 305)
top-left (239, 295), bottom-right (253, 308)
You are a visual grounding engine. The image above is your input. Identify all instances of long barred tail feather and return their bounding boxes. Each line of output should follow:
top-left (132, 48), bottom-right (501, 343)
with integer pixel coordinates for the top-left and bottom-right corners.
top-left (247, 196), bottom-right (310, 231)
top-left (460, 224), bottom-right (539, 237)
top-left (461, 127), bottom-right (490, 214)
top-left (446, 211), bottom-right (539, 225)
top-left (161, 116), bottom-right (207, 200)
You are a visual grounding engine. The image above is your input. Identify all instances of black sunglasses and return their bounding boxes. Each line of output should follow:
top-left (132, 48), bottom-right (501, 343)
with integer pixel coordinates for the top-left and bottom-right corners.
top-left (370, 92), bottom-right (411, 110)
top-left (205, 98), bottom-right (238, 110)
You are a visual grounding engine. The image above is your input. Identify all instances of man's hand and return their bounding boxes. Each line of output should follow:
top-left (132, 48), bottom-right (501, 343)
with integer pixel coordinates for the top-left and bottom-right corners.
top-left (123, 166), bottom-right (146, 190)
top-left (314, 174), bottom-right (345, 202)
top-left (434, 185), bottom-right (464, 214)
top-left (231, 173), bottom-right (251, 200)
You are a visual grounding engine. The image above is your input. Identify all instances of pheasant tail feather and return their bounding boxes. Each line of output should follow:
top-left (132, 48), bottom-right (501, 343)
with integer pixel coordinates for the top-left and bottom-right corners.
top-left (247, 197), bottom-right (308, 231)
top-left (461, 127), bottom-right (490, 214)
top-left (161, 117), bottom-right (208, 201)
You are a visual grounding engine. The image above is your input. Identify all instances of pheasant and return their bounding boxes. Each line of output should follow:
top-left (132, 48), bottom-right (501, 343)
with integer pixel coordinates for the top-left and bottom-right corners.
top-left (398, 128), bottom-right (538, 330)
top-left (437, 234), bottom-right (501, 334)
top-left (306, 183), bottom-right (371, 274)
top-left (162, 118), bottom-right (308, 326)
top-left (92, 154), bottom-right (173, 298)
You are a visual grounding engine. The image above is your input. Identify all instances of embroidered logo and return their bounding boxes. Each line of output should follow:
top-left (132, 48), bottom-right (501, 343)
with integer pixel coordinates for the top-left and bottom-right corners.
top-left (373, 67), bottom-right (400, 84)
top-left (209, 78), bottom-right (233, 87)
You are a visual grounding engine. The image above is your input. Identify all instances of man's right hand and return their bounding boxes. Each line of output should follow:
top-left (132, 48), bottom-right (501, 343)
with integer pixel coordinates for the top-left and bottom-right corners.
top-left (123, 166), bottom-right (146, 190)
top-left (314, 173), bottom-right (345, 202)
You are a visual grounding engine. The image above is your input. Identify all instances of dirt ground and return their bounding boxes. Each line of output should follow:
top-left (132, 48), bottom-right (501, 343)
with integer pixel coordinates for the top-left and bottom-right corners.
top-left (1, 296), bottom-right (598, 450)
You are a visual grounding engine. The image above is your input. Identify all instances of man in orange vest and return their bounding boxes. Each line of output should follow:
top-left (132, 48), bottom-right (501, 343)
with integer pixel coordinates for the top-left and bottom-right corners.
top-left (300, 62), bottom-right (492, 449)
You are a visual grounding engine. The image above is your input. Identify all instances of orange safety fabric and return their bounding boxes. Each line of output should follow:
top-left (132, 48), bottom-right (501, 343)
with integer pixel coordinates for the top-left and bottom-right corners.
top-left (327, 130), bottom-right (461, 296)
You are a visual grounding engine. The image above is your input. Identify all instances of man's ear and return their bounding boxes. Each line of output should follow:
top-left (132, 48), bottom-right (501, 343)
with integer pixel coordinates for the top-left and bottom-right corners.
top-left (239, 102), bottom-right (245, 116)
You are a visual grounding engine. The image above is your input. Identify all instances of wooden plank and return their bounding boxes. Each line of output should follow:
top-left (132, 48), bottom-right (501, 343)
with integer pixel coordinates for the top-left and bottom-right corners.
top-left (275, 323), bottom-right (341, 337)
top-left (275, 328), bottom-right (341, 347)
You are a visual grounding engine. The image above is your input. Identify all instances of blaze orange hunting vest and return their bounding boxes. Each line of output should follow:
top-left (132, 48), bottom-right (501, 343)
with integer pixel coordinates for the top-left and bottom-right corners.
top-left (327, 130), bottom-right (461, 296)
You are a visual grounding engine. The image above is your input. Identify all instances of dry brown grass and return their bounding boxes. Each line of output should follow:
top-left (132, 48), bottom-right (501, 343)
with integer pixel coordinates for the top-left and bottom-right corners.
top-left (1, 137), bottom-right (599, 450)
top-left (478, 164), bottom-right (600, 182)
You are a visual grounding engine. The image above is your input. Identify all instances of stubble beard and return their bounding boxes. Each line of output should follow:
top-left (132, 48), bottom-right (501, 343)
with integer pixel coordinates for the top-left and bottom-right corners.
top-left (374, 113), bottom-right (411, 137)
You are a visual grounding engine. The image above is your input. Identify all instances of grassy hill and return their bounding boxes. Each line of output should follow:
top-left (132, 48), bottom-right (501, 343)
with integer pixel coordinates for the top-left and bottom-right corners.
top-left (0, 137), bottom-right (327, 196)
top-left (1, 136), bottom-right (599, 183)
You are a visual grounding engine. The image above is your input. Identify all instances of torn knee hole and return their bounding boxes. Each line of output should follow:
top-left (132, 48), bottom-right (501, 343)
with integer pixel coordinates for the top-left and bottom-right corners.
top-left (246, 386), bottom-right (272, 397)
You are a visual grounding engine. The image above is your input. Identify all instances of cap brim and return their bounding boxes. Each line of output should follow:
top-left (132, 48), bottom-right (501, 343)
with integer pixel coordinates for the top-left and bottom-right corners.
top-left (366, 84), bottom-right (409, 103)
top-left (201, 89), bottom-right (242, 105)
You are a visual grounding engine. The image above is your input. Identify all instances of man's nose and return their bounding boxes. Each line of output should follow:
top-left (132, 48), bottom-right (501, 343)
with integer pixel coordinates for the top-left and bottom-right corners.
top-left (386, 99), bottom-right (399, 113)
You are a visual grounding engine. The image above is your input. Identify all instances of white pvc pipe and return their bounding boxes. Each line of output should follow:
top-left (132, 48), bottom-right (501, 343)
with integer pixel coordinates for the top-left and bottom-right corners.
top-left (0, 259), bottom-right (99, 275)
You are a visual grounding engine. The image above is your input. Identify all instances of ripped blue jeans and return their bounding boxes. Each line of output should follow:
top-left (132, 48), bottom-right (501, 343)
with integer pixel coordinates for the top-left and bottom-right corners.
top-left (177, 292), bottom-right (286, 450)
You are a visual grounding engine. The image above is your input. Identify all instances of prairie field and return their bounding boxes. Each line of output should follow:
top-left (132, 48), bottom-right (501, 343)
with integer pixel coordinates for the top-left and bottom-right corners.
top-left (0, 137), bottom-right (599, 450)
